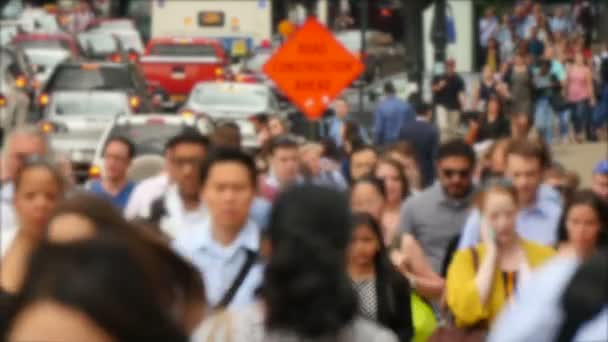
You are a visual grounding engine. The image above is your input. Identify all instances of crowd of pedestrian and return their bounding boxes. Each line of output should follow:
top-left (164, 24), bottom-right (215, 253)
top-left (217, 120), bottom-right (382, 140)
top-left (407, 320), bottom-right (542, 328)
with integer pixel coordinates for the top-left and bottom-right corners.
top-left (469, 0), bottom-right (608, 146)
top-left (0, 91), bottom-right (606, 342)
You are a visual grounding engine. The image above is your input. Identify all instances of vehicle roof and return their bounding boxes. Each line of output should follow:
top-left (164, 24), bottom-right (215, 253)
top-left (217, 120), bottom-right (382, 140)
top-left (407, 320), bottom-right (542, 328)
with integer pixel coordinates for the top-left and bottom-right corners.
top-left (55, 61), bottom-right (130, 68)
top-left (193, 81), bottom-right (269, 91)
top-left (13, 32), bottom-right (73, 40)
top-left (149, 37), bottom-right (222, 45)
top-left (115, 114), bottom-right (198, 126)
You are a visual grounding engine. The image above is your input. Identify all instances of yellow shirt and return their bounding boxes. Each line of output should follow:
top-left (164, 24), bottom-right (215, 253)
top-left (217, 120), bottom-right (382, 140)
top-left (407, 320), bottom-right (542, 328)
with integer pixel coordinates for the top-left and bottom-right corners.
top-left (446, 240), bottom-right (555, 327)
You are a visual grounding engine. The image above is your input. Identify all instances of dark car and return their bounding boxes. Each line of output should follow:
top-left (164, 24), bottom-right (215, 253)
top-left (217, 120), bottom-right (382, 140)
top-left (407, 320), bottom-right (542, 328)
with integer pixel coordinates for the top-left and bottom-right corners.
top-left (39, 61), bottom-right (154, 114)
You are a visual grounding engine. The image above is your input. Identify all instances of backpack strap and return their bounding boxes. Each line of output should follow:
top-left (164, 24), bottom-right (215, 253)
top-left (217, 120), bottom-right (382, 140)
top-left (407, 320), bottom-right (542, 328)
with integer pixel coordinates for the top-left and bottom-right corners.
top-left (215, 249), bottom-right (258, 309)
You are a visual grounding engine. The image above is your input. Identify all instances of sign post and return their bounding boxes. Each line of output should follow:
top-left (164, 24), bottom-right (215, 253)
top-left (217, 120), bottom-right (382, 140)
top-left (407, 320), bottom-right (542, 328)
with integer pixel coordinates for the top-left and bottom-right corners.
top-left (263, 17), bottom-right (365, 121)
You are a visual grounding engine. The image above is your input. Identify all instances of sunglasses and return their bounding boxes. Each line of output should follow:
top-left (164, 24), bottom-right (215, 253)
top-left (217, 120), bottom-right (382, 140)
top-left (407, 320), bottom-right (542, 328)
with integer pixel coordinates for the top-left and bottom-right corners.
top-left (442, 168), bottom-right (471, 179)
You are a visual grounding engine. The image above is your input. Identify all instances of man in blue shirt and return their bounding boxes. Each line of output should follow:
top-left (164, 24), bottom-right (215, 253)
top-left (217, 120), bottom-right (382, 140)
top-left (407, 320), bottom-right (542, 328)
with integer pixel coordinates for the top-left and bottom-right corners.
top-left (458, 139), bottom-right (563, 249)
top-left (88, 136), bottom-right (136, 210)
top-left (373, 82), bottom-right (414, 146)
top-left (172, 148), bottom-right (263, 309)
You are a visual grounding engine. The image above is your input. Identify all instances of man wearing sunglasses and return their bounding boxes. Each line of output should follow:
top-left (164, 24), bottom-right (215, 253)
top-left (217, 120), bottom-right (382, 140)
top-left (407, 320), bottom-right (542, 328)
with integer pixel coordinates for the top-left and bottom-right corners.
top-left (458, 139), bottom-right (563, 250)
top-left (399, 139), bottom-right (476, 276)
top-left (1, 125), bottom-right (49, 251)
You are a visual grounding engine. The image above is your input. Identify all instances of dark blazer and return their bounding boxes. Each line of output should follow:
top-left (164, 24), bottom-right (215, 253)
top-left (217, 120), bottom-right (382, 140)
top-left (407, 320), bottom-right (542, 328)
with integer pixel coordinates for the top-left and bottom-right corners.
top-left (376, 266), bottom-right (414, 342)
top-left (399, 119), bottom-right (439, 188)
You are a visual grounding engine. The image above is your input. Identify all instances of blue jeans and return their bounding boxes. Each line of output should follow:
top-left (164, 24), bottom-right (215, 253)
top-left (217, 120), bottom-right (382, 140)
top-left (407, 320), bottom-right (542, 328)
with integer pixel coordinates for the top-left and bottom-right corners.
top-left (569, 100), bottom-right (594, 141)
top-left (558, 108), bottom-right (570, 138)
top-left (534, 97), bottom-right (554, 144)
top-left (593, 84), bottom-right (608, 129)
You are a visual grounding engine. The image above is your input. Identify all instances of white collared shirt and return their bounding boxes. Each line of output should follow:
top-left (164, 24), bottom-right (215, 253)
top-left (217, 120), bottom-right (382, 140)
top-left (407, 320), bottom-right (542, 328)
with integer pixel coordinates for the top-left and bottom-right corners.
top-left (172, 217), bottom-right (263, 309)
top-left (1, 182), bottom-right (17, 258)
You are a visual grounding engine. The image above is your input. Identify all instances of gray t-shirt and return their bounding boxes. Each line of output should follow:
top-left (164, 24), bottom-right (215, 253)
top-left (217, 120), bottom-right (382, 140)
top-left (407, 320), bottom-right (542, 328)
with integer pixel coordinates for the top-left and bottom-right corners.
top-left (399, 183), bottom-right (473, 273)
top-left (192, 303), bottom-right (398, 342)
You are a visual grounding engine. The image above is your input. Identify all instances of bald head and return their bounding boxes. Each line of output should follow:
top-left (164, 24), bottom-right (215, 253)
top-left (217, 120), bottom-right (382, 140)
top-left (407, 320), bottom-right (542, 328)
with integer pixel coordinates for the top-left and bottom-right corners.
top-left (2, 125), bottom-right (49, 181)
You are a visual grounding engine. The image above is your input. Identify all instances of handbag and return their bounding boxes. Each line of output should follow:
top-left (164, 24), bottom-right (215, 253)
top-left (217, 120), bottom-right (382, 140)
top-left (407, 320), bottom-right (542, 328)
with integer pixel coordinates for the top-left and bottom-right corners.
top-left (428, 248), bottom-right (488, 342)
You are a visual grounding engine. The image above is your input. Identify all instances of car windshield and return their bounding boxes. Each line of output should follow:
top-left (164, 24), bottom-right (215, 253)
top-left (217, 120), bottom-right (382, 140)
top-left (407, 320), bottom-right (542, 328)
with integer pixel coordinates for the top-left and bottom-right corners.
top-left (149, 44), bottom-right (217, 57)
top-left (52, 92), bottom-right (127, 116)
top-left (48, 65), bottom-right (133, 91)
top-left (109, 123), bottom-right (185, 155)
top-left (24, 49), bottom-right (69, 68)
top-left (78, 34), bottom-right (118, 54)
top-left (192, 83), bottom-right (268, 109)
top-left (15, 39), bottom-right (71, 51)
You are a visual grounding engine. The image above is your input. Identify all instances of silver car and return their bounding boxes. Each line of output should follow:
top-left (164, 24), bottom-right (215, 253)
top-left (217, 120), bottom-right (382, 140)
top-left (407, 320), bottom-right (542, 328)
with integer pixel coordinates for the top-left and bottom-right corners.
top-left (42, 90), bottom-right (133, 164)
top-left (181, 82), bottom-right (285, 148)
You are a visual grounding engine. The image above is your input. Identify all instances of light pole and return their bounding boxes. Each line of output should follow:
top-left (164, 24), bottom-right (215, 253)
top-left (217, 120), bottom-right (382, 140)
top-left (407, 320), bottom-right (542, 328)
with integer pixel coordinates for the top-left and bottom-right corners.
top-left (431, 0), bottom-right (448, 73)
top-left (403, 0), bottom-right (424, 93)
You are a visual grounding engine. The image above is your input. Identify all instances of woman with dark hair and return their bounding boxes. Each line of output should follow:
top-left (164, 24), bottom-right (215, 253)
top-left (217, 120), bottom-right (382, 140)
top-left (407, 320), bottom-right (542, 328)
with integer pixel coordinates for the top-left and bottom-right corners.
top-left (374, 159), bottom-right (410, 245)
top-left (474, 95), bottom-right (510, 143)
top-left (3, 238), bottom-right (188, 341)
top-left (194, 186), bottom-right (398, 341)
top-left (1, 159), bottom-right (65, 293)
top-left (44, 193), bottom-right (206, 334)
top-left (347, 213), bottom-right (413, 342)
top-left (557, 190), bottom-right (608, 258)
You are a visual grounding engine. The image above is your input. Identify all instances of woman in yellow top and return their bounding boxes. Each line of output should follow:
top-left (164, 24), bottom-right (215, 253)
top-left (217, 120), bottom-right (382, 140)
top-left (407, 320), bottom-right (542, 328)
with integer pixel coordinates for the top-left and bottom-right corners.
top-left (446, 182), bottom-right (555, 328)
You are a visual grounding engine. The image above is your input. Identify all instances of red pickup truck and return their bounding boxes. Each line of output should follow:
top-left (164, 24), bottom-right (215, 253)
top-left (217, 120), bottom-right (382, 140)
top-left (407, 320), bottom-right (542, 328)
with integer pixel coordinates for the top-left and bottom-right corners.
top-left (140, 37), bottom-right (227, 106)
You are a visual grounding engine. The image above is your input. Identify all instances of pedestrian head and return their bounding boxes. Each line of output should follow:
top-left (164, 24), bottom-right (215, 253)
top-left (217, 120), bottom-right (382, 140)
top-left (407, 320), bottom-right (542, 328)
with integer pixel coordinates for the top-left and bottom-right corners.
top-left (349, 144), bottom-right (378, 181)
top-left (268, 116), bottom-right (288, 137)
top-left (504, 139), bottom-right (551, 206)
top-left (558, 190), bottom-right (608, 257)
top-left (350, 175), bottom-right (386, 222)
top-left (383, 82), bottom-right (396, 96)
top-left (263, 185), bottom-right (357, 338)
top-left (165, 129), bottom-right (210, 202)
top-left (446, 59), bottom-right (456, 74)
top-left (414, 101), bottom-right (432, 118)
top-left (591, 160), bottom-right (608, 204)
top-left (486, 94), bottom-right (502, 116)
top-left (14, 157), bottom-right (65, 239)
top-left (199, 148), bottom-right (257, 234)
top-left (333, 97), bottom-right (349, 119)
top-left (347, 212), bottom-right (391, 280)
top-left (45, 193), bottom-right (206, 333)
top-left (436, 139), bottom-right (476, 199)
top-left (5, 238), bottom-right (188, 342)
top-left (374, 157), bottom-right (409, 206)
top-left (2, 125), bottom-right (49, 182)
top-left (384, 141), bottom-right (422, 191)
top-left (211, 122), bottom-right (241, 149)
top-left (475, 179), bottom-right (519, 248)
top-left (299, 142), bottom-right (323, 178)
top-left (269, 136), bottom-right (300, 187)
top-left (102, 136), bottom-right (135, 183)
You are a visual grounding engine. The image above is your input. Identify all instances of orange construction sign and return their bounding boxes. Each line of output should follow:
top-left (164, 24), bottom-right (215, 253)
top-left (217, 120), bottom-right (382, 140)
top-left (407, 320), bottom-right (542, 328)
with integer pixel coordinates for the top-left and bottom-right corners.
top-left (263, 17), bottom-right (365, 120)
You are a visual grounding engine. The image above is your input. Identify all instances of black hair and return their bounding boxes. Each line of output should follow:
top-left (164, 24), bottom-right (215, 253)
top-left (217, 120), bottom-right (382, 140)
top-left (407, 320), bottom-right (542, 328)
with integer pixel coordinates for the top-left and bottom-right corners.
top-left (48, 193), bottom-right (206, 332)
top-left (104, 135), bottom-right (136, 160)
top-left (199, 147), bottom-right (257, 188)
top-left (384, 81), bottom-right (396, 95)
top-left (164, 128), bottom-right (210, 153)
top-left (343, 120), bottom-right (363, 144)
top-left (269, 135), bottom-right (298, 155)
top-left (436, 139), bottom-right (476, 166)
top-left (211, 122), bottom-right (241, 149)
top-left (262, 186), bottom-right (357, 338)
top-left (414, 101), bottom-right (431, 116)
top-left (351, 212), bottom-right (389, 268)
top-left (5, 238), bottom-right (188, 342)
top-left (351, 175), bottom-right (387, 199)
top-left (557, 190), bottom-right (608, 248)
top-left (557, 248), bottom-right (608, 342)
top-left (14, 158), bottom-right (65, 194)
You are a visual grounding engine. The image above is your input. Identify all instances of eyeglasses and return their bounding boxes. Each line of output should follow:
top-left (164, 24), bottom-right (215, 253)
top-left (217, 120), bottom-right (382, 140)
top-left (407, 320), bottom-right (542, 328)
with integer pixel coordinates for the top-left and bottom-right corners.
top-left (441, 168), bottom-right (471, 179)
